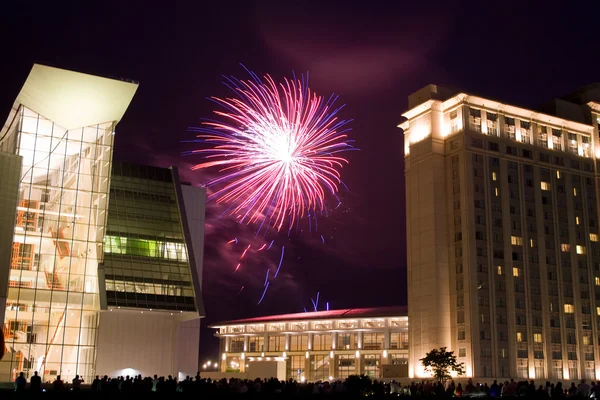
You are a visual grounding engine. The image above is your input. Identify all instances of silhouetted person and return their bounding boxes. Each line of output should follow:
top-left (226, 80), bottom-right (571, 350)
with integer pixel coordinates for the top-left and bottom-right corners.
top-left (156, 376), bottom-right (166, 392)
top-left (91, 375), bottom-right (100, 391)
top-left (122, 375), bottom-right (133, 392)
top-left (30, 371), bottom-right (42, 392)
top-left (72, 374), bottom-right (83, 391)
top-left (552, 382), bottom-right (565, 399)
top-left (53, 375), bottom-right (65, 392)
top-left (166, 375), bottom-right (177, 392)
top-left (14, 372), bottom-right (26, 392)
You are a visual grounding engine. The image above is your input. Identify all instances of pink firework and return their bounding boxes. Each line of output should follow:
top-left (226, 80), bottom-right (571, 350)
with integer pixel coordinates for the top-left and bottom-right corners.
top-left (188, 67), bottom-right (354, 231)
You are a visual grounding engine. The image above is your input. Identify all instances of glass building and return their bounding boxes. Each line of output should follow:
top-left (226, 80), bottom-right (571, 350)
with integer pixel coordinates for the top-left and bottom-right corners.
top-left (0, 64), bottom-right (138, 382)
top-left (93, 162), bottom-right (206, 380)
top-left (101, 162), bottom-right (201, 312)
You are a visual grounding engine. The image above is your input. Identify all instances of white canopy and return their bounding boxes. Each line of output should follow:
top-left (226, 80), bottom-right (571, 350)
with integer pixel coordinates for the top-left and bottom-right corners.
top-left (10, 63), bottom-right (138, 131)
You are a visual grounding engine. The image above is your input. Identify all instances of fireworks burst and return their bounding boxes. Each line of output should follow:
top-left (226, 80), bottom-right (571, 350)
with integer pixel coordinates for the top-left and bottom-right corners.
top-left (188, 66), bottom-right (354, 232)
top-left (189, 67), bottom-right (354, 304)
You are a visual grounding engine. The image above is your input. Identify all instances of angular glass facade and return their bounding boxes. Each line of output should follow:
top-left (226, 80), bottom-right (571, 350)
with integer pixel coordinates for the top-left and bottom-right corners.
top-left (0, 107), bottom-right (114, 382)
top-left (102, 163), bottom-right (198, 312)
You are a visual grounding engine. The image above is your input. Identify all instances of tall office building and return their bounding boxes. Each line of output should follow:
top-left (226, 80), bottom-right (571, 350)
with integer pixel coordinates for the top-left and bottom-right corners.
top-left (95, 162), bottom-right (206, 379)
top-left (0, 64), bottom-right (138, 382)
top-left (401, 84), bottom-right (600, 380)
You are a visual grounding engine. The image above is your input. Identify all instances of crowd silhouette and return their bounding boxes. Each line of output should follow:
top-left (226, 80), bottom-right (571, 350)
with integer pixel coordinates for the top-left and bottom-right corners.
top-left (6, 371), bottom-right (600, 397)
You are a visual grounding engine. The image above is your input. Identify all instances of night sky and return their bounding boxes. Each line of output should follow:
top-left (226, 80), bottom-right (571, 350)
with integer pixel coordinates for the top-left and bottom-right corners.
top-left (1, 1), bottom-right (599, 361)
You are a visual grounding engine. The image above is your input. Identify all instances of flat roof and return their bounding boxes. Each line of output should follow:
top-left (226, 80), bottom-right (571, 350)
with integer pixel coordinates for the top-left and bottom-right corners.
top-left (209, 305), bottom-right (408, 327)
top-left (4, 64), bottom-right (138, 133)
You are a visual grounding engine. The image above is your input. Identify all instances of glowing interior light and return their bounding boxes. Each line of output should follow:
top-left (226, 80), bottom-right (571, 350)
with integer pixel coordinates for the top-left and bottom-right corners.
top-left (355, 350), bottom-right (360, 358)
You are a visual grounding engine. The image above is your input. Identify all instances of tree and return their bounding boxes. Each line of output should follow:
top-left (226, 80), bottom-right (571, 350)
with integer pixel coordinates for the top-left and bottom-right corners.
top-left (420, 347), bottom-right (465, 382)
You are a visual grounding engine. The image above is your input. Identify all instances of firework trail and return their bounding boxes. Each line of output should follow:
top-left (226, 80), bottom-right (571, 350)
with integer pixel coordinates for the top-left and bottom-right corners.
top-left (190, 66), bottom-right (354, 304)
top-left (274, 247), bottom-right (285, 278)
top-left (258, 282), bottom-right (270, 305)
top-left (311, 292), bottom-right (320, 311)
top-left (303, 292), bottom-right (331, 312)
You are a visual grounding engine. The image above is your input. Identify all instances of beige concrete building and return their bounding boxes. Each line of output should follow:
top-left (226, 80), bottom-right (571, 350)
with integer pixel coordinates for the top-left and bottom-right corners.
top-left (210, 306), bottom-right (408, 381)
top-left (401, 83), bottom-right (600, 381)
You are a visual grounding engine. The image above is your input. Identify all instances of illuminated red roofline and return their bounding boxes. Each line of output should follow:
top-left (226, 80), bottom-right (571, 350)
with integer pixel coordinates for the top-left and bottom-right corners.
top-left (209, 305), bottom-right (407, 327)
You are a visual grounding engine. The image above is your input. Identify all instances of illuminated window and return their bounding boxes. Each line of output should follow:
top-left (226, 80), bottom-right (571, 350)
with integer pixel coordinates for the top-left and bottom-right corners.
top-left (597, 307), bottom-right (600, 316)
top-left (497, 266), bottom-right (503, 275)
top-left (576, 216), bottom-right (580, 225)
top-left (492, 172), bottom-right (497, 181)
top-left (513, 267), bottom-right (520, 277)
top-left (576, 245), bottom-right (586, 255)
top-left (556, 171), bottom-right (561, 179)
top-left (573, 188), bottom-right (577, 196)
top-left (561, 244), bottom-right (571, 252)
top-left (596, 277), bottom-right (600, 286)
top-left (590, 234), bottom-right (599, 242)
top-left (534, 333), bottom-right (543, 343)
top-left (103, 235), bottom-right (188, 261)
top-left (516, 332), bottom-right (523, 342)
top-left (530, 239), bottom-right (535, 248)
top-left (564, 304), bottom-right (574, 314)
top-left (511, 236), bottom-right (523, 246)
top-left (583, 336), bottom-right (591, 345)
top-left (541, 181), bottom-right (550, 191)
top-left (495, 187), bottom-right (499, 197)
